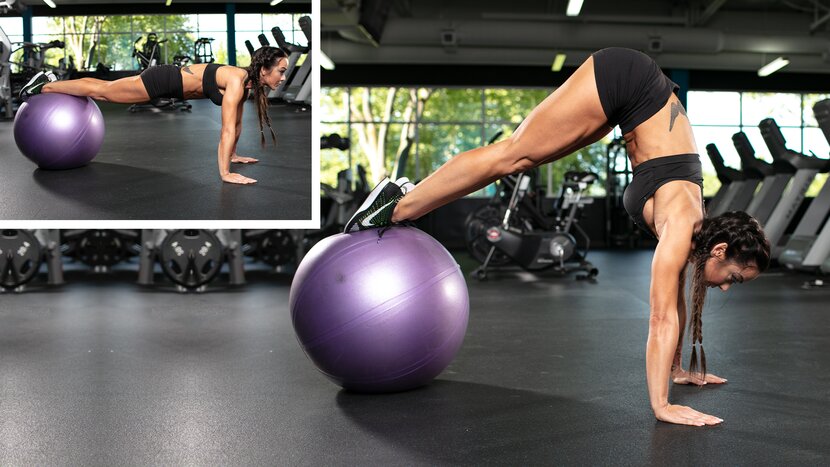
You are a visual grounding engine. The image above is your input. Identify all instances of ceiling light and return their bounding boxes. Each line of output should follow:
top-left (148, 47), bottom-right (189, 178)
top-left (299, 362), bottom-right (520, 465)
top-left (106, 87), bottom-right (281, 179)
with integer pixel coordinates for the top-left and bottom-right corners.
top-left (43, 0), bottom-right (56, 8)
top-left (320, 50), bottom-right (335, 70)
top-left (270, 0), bottom-right (284, 5)
top-left (165, 0), bottom-right (172, 5)
top-left (758, 56), bottom-right (789, 77)
top-left (551, 54), bottom-right (566, 72)
top-left (566, 0), bottom-right (584, 17)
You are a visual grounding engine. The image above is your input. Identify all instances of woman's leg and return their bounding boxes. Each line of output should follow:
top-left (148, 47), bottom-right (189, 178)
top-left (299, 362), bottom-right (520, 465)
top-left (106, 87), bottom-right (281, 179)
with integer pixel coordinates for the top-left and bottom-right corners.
top-left (392, 56), bottom-right (611, 222)
top-left (42, 76), bottom-right (150, 104)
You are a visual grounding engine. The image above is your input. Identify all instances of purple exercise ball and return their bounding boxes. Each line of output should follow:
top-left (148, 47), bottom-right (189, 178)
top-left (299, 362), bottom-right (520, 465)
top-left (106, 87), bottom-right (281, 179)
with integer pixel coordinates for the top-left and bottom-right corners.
top-left (289, 227), bottom-right (470, 393)
top-left (13, 93), bottom-right (105, 170)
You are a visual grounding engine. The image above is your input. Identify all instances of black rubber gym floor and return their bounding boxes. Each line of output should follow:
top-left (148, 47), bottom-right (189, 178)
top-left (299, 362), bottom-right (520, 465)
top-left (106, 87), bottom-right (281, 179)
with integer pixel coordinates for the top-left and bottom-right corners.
top-left (1, 250), bottom-right (829, 465)
top-left (0, 99), bottom-right (311, 221)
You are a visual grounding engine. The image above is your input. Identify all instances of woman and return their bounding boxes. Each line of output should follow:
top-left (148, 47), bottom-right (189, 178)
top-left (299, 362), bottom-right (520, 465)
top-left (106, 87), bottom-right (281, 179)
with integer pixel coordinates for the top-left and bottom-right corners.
top-left (19, 46), bottom-right (288, 185)
top-left (345, 47), bottom-right (771, 427)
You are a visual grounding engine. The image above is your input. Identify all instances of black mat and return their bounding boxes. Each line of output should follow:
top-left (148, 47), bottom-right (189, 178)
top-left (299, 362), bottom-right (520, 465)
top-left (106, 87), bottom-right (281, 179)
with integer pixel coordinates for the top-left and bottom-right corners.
top-left (1, 251), bottom-right (828, 465)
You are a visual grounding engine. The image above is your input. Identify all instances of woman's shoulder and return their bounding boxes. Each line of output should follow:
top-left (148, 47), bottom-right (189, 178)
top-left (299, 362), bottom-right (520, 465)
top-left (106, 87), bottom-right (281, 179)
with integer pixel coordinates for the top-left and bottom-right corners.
top-left (218, 65), bottom-right (248, 82)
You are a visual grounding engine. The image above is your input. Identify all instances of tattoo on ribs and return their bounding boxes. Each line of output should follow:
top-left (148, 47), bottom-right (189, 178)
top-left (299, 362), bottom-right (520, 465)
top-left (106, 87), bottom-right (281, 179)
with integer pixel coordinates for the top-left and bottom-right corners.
top-left (183, 66), bottom-right (194, 75)
top-left (669, 102), bottom-right (687, 132)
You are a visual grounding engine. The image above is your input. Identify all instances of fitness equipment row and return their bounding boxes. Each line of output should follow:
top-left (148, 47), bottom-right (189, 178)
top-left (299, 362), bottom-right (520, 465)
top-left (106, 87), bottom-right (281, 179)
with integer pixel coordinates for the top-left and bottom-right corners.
top-left (245, 16), bottom-right (311, 107)
top-left (1, 25), bottom-right (73, 119)
top-left (705, 98), bottom-right (830, 275)
top-left (0, 229), bottom-right (318, 293)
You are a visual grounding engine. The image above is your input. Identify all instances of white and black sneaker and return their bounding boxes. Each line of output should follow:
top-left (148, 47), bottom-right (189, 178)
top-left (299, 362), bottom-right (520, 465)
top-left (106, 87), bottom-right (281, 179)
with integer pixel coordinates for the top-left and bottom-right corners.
top-left (395, 177), bottom-right (416, 194)
top-left (343, 177), bottom-right (413, 233)
top-left (19, 71), bottom-right (57, 101)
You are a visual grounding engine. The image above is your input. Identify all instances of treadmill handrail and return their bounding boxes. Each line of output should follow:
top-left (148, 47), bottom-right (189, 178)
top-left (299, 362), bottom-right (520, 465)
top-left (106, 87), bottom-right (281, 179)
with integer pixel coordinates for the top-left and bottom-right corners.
top-left (759, 118), bottom-right (830, 172)
top-left (706, 143), bottom-right (744, 182)
top-left (271, 27), bottom-right (310, 55)
top-left (732, 131), bottom-right (774, 178)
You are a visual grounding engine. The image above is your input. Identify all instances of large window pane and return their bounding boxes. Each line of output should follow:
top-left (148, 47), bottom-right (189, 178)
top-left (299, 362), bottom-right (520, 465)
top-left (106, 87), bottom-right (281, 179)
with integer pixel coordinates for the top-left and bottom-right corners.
top-left (687, 91), bottom-right (740, 125)
top-left (98, 33), bottom-right (132, 71)
top-left (742, 92), bottom-right (801, 127)
top-left (485, 88), bottom-right (551, 124)
top-left (420, 89), bottom-right (482, 122)
top-left (803, 93), bottom-right (830, 127)
top-left (0, 17), bottom-right (23, 36)
top-left (321, 87), bottom-right (348, 122)
top-left (780, 127), bottom-right (803, 154)
top-left (742, 127), bottom-right (773, 163)
top-left (693, 125), bottom-right (743, 169)
top-left (804, 127), bottom-right (830, 158)
top-left (693, 125), bottom-right (742, 197)
top-left (417, 124), bottom-right (482, 175)
top-left (235, 14), bottom-right (263, 31)
top-left (32, 16), bottom-right (58, 35)
top-left (197, 14), bottom-right (225, 33)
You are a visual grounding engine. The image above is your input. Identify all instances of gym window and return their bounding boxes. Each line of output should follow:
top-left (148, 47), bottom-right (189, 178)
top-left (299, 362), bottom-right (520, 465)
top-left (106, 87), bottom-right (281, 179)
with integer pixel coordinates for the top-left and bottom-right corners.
top-left (689, 91), bottom-right (830, 197)
top-left (321, 86), bottom-right (610, 198)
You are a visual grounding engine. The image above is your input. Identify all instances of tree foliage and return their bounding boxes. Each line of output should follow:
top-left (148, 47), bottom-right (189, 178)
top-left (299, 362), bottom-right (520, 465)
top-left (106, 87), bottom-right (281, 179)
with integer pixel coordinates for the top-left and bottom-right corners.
top-left (46, 15), bottom-right (202, 71)
top-left (321, 86), bottom-right (610, 196)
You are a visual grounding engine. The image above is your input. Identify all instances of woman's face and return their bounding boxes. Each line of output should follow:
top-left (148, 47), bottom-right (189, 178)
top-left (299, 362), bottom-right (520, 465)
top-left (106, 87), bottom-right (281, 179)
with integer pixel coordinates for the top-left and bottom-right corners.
top-left (704, 242), bottom-right (760, 291)
top-left (260, 57), bottom-right (289, 90)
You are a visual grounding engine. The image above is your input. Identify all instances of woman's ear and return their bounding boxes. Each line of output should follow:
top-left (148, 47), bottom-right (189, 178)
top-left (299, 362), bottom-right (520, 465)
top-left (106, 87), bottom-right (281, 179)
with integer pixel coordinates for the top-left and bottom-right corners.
top-left (710, 242), bottom-right (728, 260)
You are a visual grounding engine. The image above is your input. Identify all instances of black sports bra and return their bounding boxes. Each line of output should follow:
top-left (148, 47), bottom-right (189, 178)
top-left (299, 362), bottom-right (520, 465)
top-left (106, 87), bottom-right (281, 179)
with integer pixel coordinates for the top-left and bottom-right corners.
top-left (202, 63), bottom-right (250, 106)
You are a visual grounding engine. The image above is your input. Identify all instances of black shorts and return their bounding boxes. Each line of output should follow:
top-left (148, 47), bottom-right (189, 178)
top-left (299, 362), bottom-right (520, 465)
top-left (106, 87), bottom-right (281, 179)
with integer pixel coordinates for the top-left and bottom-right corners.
top-left (139, 65), bottom-right (184, 101)
top-left (592, 48), bottom-right (678, 134)
top-left (623, 154), bottom-right (704, 236)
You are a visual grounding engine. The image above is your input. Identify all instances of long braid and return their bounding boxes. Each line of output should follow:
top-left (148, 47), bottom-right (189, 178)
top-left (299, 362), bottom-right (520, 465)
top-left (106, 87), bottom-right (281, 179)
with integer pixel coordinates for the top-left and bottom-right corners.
top-left (688, 256), bottom-right (707, 377)
top-left (245, 47), bottom-right (285, 146)
top-left (687, 211), bottom-right (770, 379)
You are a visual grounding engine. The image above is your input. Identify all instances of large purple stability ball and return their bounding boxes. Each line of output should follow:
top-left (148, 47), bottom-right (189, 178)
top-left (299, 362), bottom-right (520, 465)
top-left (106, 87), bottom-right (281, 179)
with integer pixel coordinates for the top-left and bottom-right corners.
top-left (13, 93), bottom-right (105, 170)
top-left (289, 227), bottom-right (470, 393)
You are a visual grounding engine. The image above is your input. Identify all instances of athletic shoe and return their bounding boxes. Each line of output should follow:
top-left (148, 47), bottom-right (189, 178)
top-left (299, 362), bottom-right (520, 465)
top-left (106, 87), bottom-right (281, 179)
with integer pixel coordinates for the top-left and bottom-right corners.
top-left (344, 177), bottom-right (405, 232)
top-left (19, 71), bottom-right (57, 101)
top-left (395, 177), bottom-right (416, 194)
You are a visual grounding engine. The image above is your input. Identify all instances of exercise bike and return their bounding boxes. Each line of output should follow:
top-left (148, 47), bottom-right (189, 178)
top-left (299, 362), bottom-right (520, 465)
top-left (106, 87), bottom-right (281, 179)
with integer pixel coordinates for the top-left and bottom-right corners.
top-left (466, 169), bottom-right (599, 280)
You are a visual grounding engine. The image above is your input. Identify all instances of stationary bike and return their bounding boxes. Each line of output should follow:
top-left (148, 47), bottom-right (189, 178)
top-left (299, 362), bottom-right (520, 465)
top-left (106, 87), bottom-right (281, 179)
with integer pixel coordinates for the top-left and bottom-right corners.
top-left (466, 169), bottom-right (599, 280)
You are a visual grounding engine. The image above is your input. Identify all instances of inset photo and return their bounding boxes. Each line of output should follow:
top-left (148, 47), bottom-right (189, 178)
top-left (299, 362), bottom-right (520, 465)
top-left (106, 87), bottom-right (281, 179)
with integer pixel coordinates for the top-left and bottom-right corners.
top-left (0, 0), bottom-right (312, 222)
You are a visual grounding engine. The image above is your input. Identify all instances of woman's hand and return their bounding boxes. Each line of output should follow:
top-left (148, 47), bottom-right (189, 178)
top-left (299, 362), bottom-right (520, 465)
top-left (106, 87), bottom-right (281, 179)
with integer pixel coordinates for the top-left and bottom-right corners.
top-left (221, 173), bottom-right (257, 185)
top-left (672, 367), bottom-right (727, 386)
top-left (654, 403), bottom-right (723, 426)
top-left (231, 154), bottom-right (259, 164)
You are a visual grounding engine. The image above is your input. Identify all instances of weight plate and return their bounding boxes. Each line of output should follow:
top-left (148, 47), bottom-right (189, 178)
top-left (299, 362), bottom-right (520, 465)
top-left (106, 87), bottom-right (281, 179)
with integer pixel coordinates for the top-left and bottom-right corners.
top-left (160, 229), bottom-right (223, 288)
top-left (257, 230), bottom-right (296, 267)
top-left (0, 230), bottom-right (42, 289)
top-left (77, 230), bottom-right (126, 267)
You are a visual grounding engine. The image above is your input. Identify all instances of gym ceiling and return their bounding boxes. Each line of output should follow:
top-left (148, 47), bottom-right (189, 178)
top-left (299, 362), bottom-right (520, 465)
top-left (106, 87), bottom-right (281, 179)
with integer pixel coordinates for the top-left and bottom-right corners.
top-left (322, 0), bottom-right (830, 90)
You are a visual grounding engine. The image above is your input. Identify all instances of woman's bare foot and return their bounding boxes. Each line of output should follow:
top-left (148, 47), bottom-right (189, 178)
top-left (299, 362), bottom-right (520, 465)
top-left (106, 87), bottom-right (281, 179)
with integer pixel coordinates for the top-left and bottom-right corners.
top-left (231, 154), bottom-right (259, 164)
top-left (221, 173), bottom-right (257, 185)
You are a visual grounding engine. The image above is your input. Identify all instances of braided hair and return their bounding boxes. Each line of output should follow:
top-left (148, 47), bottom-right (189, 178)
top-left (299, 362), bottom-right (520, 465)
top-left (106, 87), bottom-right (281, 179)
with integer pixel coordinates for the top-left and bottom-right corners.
top-left (245, 47), bottom-right (287, 146)
top-left (686, 211), bottom-right (770, 377)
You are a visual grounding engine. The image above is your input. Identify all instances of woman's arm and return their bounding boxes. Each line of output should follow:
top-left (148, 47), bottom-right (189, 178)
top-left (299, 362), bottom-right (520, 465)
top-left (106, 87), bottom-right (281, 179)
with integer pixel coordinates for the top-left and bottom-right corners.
top-left (647, 219), bottom-right (721, 426)
top-left (673, 270), bottom-right (687, 372)
top-left (218, 80), bottom-right (256, 184)
top-left (231, 100), bottom-right (243, 156)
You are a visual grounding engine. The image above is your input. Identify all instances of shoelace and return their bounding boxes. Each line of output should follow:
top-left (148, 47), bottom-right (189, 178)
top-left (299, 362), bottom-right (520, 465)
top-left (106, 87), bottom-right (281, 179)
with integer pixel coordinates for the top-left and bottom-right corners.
top-left (377, 220), bottom-right (418, 239)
